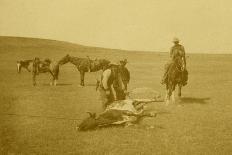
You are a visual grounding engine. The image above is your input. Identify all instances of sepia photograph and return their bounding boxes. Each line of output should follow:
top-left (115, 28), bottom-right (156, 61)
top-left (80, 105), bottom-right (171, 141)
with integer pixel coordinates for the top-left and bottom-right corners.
top-left (0, 0), bottom-right (232, 154)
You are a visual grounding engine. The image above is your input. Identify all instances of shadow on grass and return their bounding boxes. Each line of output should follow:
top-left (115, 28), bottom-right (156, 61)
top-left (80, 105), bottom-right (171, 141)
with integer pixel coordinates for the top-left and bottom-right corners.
top-left (180, 97), bottom-right (210, 105)
top-left (42, 83), bottom-right (72, 86)
top-left (84, 83), bottom-right (97, 87)
top-left (97, 123), bottom-right (165, 131)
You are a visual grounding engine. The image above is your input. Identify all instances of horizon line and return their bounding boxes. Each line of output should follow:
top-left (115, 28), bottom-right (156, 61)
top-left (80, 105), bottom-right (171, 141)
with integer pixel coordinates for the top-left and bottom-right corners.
top-left (1, 35), bottom-right (232, 55)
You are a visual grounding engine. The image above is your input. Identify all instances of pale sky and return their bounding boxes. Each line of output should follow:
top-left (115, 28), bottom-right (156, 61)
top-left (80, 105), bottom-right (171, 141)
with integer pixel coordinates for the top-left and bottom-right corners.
top-left (0, 0), bottom-right (232, 53)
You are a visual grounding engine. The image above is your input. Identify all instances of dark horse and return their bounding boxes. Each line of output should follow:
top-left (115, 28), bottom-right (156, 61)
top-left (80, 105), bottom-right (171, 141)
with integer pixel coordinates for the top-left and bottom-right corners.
top-left (165, 56), bottom-right (188, 105)
top-left (32, 57), bottom-right (60, 86)
top-left (17, 60), bottom-right (33, 73)
top-left (58, 54), bottom-right (110, 86)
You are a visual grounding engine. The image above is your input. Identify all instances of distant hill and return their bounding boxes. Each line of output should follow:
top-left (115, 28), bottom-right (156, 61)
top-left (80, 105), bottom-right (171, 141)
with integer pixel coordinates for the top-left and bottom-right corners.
top-left (0, 36), bottom-right (123, 53)
top-left (0, 36), bottom-right (166, 62)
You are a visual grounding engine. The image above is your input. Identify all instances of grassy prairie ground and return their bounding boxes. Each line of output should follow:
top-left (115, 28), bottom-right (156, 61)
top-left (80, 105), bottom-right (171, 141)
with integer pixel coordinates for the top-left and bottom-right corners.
top-left (0, 37), bottom-right (232, 154)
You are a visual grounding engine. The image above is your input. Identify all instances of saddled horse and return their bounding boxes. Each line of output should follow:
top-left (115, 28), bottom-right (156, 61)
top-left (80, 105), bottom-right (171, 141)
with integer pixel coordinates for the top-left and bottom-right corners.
top-left (17, 59), bottom-right (33, 73)
top-left (165, 56), bottom-right (188, 105)
top-left (58, 54), bottom-right (110, 86)
top-left (32, 57), bottom-right (60, 86)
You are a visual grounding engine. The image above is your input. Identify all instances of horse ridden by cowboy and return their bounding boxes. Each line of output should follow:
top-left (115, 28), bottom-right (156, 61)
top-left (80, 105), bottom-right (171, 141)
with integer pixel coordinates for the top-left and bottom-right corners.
top-left (161, 38), bottom-right (188, 86)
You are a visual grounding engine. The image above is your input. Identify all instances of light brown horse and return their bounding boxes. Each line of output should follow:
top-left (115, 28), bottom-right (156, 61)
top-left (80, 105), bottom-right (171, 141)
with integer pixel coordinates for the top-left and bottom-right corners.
top-left (58, 54), bottom-right (110, 86)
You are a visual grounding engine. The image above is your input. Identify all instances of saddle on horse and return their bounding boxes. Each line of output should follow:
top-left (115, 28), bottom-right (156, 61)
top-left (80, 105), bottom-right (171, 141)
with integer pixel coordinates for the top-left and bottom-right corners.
top-left (33, 58), bottom-right (52, 75)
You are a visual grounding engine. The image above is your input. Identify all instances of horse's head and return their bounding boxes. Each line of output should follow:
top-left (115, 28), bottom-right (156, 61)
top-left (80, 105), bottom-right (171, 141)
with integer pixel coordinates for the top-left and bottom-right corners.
top-left (17, 61), bottom-right (22, 73)
top-left (58, 54), bottom-right (70, 65)
top-left (174, 56), bottom-right (185, 71)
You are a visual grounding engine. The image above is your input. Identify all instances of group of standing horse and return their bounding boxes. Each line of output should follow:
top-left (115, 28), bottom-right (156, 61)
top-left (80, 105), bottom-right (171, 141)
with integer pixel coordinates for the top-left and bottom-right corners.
top-left (17, 54), bottom-right (111, 86)
top-left (17, 54), bottom-right (131, 109)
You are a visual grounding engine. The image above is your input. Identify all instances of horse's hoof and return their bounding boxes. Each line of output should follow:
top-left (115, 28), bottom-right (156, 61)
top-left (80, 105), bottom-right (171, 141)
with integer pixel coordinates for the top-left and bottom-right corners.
top-left (78, 85), bottom-right (84, 88)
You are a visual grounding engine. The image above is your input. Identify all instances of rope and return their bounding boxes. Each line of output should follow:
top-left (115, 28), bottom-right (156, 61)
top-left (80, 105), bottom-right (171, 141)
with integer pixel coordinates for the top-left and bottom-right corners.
top-left (0, 113), bottom-right (82, 121)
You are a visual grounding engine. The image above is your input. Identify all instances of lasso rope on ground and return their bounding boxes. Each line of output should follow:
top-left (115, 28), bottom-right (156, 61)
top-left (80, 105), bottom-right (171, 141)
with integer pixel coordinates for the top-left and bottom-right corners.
top-left (0, 113), bottom-right (82, 121)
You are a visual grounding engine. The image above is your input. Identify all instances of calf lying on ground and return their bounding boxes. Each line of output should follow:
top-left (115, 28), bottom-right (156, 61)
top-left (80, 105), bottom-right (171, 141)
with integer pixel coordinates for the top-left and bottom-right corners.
top-left (77, 98), bottom-right (159, 131)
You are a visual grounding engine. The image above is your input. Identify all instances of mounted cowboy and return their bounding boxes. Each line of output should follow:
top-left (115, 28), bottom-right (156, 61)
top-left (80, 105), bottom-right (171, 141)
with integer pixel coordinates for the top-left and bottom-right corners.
top-left (161, 37), bottom-right (187, 85)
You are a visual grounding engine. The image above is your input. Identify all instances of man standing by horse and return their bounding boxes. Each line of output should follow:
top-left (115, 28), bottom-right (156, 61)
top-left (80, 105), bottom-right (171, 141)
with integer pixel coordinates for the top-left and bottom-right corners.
top-left (161, 38), bottom-right (188, 85)
top-left (96, 62), bottom-right (129, 110)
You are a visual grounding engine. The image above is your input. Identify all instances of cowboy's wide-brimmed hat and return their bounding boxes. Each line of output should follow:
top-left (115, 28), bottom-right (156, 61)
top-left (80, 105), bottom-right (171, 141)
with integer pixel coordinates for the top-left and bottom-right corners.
top-left (173, 37), bottom-right (180, 43)
top-left (119, 59), bottom-right (128, 64)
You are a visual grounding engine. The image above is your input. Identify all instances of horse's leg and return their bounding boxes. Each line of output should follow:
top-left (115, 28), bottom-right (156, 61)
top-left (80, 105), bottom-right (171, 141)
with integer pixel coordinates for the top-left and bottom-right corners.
top-left (51, 75), bottom-right (57, 86)
top-left (167, 88), bottom-right (172, 105)
top-left (165, 85), bottom-right (171, 106)
top-left (176, 83), bottom-right (182, 104)
top-left (51, 72), bottom-right (57, 86)
top-left (171, 90), bottom-right (175, 104)
top-left (32, 73), bottom-right (36, 86)
top-left (54, 65), bottom-right (59, 86)
top-left (171, 84), bottom-right (176, 104)
top-left (178, 83), bottom-right (182, 98)
top-left (80, 71), bottom-right (85, 86)
top-left (54, 78), bottom-right (57, 86)
top-left (48, 70), bottom-right (55, 86)
top-left (17, 63), bottom-right (21, 73)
